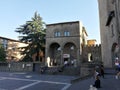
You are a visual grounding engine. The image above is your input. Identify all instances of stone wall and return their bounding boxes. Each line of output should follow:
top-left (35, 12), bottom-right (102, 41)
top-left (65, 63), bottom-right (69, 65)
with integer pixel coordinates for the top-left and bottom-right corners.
top-left (0, 62), bottom-right (33, 72)
top-left (98, 0), bottom-right (120, 68)
top-left (80, 63), bottom-right (95, 77)
top-left (82, 44), bottom-right (102, 63)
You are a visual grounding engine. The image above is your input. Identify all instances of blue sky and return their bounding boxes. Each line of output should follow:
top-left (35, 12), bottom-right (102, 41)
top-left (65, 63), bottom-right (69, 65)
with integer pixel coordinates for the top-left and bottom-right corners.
top-left (0, 0), bottom-right (100, 44)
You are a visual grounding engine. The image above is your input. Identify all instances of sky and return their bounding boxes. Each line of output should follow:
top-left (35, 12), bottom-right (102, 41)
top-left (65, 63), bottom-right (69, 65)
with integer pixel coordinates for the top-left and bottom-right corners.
top-left (0, 0), bottom-right (100, 44)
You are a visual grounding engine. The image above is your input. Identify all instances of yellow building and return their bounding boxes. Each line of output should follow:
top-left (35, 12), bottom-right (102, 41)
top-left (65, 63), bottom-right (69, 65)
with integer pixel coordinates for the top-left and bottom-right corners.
top-left (87, 39), bottom-right (96, 46)
top-left (0, 36), bottom-right (28, 62)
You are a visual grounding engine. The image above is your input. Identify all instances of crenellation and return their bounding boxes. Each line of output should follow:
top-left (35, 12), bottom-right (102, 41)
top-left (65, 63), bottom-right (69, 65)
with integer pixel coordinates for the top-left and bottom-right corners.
top-left (82, 44), bottom-right (101, 63)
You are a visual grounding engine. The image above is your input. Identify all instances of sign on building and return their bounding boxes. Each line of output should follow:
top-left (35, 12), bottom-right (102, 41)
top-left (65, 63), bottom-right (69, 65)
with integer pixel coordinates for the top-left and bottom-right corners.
top-left (63, 54), bottom-right (70, 58)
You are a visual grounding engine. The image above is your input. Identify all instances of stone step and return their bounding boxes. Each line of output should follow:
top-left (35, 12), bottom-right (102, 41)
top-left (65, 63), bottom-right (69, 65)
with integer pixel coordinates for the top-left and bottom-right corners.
top-left (42, 66), bottom-right (80, 76)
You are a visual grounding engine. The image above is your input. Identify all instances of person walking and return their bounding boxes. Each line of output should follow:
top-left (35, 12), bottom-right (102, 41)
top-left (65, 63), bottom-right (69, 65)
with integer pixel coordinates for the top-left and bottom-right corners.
top-left (90, 66), bottom-right (101, 89)
top-left (94, 66), bottom-right (101, 79)
top-left (100, 65), bottom-right (104, 78)
top-left (93, 75), bottom-right (101, 88)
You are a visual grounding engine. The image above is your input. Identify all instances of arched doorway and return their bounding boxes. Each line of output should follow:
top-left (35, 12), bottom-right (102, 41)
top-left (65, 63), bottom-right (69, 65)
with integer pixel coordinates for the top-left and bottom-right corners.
top-left (63, 42), bottom-right (77, 65)
top-left (111, 42), bottom-right (119, 66)
top-left (49, 43), bottom-right (61, 66)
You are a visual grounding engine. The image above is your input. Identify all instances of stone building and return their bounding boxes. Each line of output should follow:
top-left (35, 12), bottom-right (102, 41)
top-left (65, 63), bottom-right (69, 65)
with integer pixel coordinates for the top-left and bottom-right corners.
top-left (45, 21), bottom-right (88, 67)
top-left (98, 0), bottom-right (120, 67)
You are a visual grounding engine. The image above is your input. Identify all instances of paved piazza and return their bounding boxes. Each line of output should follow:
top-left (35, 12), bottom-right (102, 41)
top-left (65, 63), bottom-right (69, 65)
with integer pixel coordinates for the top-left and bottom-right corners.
top-left (0, 72), bottom-right (74, 90)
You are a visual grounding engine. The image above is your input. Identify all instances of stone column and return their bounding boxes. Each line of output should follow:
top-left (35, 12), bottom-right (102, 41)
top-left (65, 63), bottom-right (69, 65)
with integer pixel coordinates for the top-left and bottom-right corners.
top-left (77, 48), bottom-right (80, 66)
top-left (45, 47), bottom-right (49, 66)
top-left (60, 48), bottom-right (63, 65)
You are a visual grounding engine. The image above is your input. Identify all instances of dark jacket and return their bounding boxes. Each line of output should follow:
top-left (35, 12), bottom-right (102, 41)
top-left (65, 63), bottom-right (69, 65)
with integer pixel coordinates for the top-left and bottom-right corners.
top-left (93, 79), bottom-right (101, 88)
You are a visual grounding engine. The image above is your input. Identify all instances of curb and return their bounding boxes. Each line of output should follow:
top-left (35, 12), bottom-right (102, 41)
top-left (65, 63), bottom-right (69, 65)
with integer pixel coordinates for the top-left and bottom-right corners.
top-left (71, 75), bottom-right (92, 84)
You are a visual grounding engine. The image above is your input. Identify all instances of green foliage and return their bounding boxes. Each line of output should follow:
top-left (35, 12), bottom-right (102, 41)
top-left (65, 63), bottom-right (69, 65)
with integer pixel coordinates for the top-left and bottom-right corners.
top-left (15, 12), bottom-right (46, 62)
top-left (0, 44), bottom-right (6, 62)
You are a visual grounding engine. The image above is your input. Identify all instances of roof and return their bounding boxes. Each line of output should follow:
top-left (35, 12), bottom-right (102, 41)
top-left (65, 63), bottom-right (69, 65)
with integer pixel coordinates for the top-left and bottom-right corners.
top-left (0, 36), bottom-right (25, 44)
top-left (87, 39), bottom-right (97, 41)
top-left (46, 21), bottom-right (80, 26)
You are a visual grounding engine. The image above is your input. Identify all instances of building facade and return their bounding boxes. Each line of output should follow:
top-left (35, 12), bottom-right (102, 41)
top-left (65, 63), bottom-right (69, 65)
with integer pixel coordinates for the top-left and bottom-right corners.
top-left (0, 36), bottom-right (28, 62)
top-left (45, 21), bottom-right (88, 67)
top-left (87, 39), bottom-right (97, 46)
top-left (98, 0), bottom-right (120, 67)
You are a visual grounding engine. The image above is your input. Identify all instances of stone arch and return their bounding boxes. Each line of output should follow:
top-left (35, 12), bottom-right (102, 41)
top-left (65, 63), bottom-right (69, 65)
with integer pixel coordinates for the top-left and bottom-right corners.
top-left (111, 42), bottom-right (119, 61)
top-left (111, 42), bottom-right (118, 52)
top-left (62, 41), bottom-right (79, 50)
top-left (63, 42), bottom-right (77, 65)
top-left (49, 42), bottom-right (61, 66)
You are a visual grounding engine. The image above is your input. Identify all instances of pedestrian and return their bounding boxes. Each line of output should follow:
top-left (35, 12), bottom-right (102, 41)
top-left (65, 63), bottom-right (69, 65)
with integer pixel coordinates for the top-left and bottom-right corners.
top-left (100, 65), bottom-right (104, 78)
top-left (95, 66), bottom-right (101, 74)
top-left (115, 63), bottom-right (120, 79)
top-left (64, 60), bottom-right (68, 67)
top-left (94, 70), bottom-right (100, 79)
top-left (91, 66), bottom-right (101, 89)
top-left (94, 66), bottom-right (100, 79)
top-left (115, 57), bottom-right (119, 71)
top-left (93, 75), bottom-right (101, 88)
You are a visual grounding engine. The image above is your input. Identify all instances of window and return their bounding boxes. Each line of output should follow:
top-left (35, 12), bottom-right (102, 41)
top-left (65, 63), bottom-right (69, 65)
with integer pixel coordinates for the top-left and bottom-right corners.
top-left (2, 39), bottom-right (8, 50)
top-left (2, 39), bottom-right (7, 45)
top-left (64, 31), bottom-right (70, 36)
top-left (54, 31), bottom-right (61, 37)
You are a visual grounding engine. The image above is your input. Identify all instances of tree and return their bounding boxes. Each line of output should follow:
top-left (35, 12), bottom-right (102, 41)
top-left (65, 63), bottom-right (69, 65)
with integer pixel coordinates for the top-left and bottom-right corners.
top-left (15, 12), bottom-right (46, 62)
top-left (0, 44), bottom-right (6, 62)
